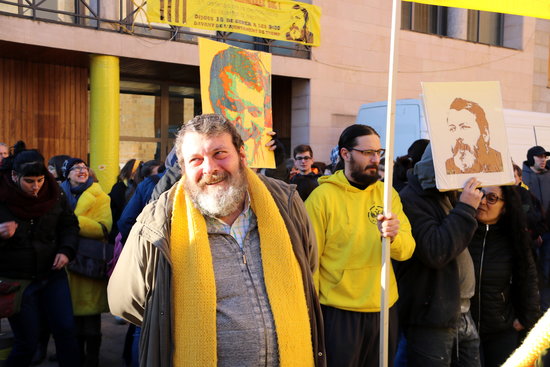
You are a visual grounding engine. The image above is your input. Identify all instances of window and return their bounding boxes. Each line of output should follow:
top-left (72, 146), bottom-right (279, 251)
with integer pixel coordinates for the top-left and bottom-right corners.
top-left (402, 3), bottom-right (511, 48)
top-left (467, 10), bottom-right (503, 45)
top-left (119, 81), bottom-right (201, 166)
top-left (401, 2), bottom-right (447, 37)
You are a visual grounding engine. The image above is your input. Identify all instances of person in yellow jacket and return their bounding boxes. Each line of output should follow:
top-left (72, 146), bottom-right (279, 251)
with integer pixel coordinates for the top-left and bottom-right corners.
top-left (305, 124), bottom-right (415, 367)
top-left (60, 158), bottom-right (112, 367)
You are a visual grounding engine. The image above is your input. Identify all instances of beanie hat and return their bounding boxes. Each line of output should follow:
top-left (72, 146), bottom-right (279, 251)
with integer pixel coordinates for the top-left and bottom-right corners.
top-left (61, 158), bottom-right (85, 180)
top-left (407, 139), bottom-right (430, 166)
top-left (527, 146), bottom-right (550, 167)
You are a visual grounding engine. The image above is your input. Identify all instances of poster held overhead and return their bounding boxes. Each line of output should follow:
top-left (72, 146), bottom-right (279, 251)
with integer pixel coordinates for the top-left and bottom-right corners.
top-left (421, 81), bottom-right (515, 190)
top-left (199, 38), bottom-right (275, 169)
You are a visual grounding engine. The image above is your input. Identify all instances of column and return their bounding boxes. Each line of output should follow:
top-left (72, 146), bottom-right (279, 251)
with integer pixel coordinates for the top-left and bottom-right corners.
top-left (89, 54), bottom-right (119, 192)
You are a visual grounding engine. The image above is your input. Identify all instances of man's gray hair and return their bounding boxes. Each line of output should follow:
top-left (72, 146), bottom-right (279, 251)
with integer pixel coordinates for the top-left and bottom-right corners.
top-left (175, 114), bottom-right (244, 168)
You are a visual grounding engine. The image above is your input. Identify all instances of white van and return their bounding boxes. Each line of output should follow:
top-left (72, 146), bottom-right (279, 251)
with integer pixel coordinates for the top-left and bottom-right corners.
top-left (356, 98), bottom-right (550, 166)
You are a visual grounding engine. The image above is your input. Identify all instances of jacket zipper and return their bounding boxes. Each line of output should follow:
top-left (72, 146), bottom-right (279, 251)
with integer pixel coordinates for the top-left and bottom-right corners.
top-left (238, 238), bottom-right (269, 366)
top-left (477, 224), bottom-right (489, 332)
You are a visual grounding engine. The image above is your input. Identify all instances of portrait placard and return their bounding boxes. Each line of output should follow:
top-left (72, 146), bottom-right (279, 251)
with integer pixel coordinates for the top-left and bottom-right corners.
top-left (421, 81), bottom-right (515, 190)
top-left (199, 38), bottom-right (275, 168)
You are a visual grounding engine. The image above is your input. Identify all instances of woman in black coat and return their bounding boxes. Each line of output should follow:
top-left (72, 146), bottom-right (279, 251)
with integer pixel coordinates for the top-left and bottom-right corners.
top-left (0, 150), bottom-right (80, 366)
top-left (469, 185), bottom-right (541, 367)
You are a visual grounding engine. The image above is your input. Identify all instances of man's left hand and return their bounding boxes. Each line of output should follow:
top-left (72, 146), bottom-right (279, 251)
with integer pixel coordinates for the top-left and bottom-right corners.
top-left (377, 213), bottom-right (399, 242)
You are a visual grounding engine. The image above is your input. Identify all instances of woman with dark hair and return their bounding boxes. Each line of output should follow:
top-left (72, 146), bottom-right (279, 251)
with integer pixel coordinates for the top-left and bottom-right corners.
top-left (469, 185), bottom-right (541, 367)
top-left (60, 157), bottom-right (112, 367)
top-left (0, 149), bottom-right (80, 366)
top-left (48, 155), bottom-right (71, 183)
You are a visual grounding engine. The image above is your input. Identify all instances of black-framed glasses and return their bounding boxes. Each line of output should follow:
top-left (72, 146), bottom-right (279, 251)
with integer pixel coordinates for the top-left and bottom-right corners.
top-left (349, 148), bottom-right (385, 158)
top-left (295, 156), bottom-right (312, 161)
top-left (70, 166), bottom-right (89, 173)
top-left (481, 191), bottom-right (504, 205)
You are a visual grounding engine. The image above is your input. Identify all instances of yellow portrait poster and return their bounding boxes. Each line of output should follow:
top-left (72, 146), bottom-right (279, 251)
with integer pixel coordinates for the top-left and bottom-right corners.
top-left (199, 38), bottom-right (275, 169)
top-left (422, 81), bottom-right (515, 190)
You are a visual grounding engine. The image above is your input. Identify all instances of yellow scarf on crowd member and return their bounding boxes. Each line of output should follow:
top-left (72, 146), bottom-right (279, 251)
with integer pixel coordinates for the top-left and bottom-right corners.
top-left (170, 168), bottom-right (314, 367)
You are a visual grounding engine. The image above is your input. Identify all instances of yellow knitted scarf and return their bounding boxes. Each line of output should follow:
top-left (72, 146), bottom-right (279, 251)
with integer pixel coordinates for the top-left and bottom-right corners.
top-left (502, 308), bottom-right (550, 367)
top-left (170, 168), bottom-right (314, 366)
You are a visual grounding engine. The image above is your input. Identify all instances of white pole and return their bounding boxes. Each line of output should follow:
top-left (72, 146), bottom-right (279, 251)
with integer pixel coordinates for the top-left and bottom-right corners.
top-left (380, 0), bottom-right (401, 366)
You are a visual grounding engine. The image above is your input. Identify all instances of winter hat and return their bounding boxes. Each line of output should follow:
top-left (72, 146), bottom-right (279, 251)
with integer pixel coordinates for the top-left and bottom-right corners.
top-left (527, 146), bottom-right (550, 167)
top-left (61, 157), bottom-right (85, 180)
top-left (407, 139), bottom-right (430, 166)
top-left (413, 143), bottom-right (436, 190)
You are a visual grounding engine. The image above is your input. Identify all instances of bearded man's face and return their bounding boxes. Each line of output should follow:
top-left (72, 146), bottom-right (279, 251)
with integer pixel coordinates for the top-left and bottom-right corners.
top-left (447, 109), bottom-right (481, 171)
top-left (181, 132), bottom-right (248, 219)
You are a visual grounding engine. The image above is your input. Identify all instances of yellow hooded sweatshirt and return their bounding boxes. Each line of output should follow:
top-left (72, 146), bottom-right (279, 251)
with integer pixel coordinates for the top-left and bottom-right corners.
top-left (305, 170), bottom-right (415, 312)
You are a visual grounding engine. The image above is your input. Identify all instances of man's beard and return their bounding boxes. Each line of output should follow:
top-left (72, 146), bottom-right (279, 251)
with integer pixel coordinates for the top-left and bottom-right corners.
top-left (348, 155), bottom-right (379, 187)
top-left (452, 139), bottom-right (478, 171)
top-left (184, 163), bottom-right (248, 219)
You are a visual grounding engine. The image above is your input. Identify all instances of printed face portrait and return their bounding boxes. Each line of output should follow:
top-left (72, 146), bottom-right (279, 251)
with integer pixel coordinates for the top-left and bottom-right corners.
top-left (447, 108), bottom-right (481, 171)
top-left (285, 5), bottom-right (313, 44)
top-left (220, 69), bottom-right (266, 138)
top-left (209, 47), bottom-right (271, 164)
top-left (444, 97), bottom-right (502, 175)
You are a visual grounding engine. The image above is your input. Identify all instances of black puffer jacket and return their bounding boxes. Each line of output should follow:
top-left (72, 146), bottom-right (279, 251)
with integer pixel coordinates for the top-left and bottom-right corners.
top-left (397, 170), bottom-right (478, 328)
top-left (469, 223), bottom-right (540, 335)
top-left (0, 191), bottom-right (79, 279)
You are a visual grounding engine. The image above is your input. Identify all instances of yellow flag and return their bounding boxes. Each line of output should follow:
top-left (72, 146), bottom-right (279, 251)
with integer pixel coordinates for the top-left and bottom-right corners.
top-left (403, 0), bottom-right (550, 19)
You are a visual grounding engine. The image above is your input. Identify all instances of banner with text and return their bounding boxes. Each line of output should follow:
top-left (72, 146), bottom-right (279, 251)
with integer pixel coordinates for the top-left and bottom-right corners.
top-left (403, 0), bottom-right (550, 19)
top-left (147, 0), bottom-right (321, 46)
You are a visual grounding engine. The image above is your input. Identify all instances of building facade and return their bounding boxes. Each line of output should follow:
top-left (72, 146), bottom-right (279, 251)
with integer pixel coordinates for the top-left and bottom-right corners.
top-left (1, 1), bottom-right (549, 188)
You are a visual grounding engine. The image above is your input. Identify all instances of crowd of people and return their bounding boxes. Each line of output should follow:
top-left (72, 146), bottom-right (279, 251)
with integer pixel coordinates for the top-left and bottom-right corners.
top-left (0, 113), bottom-right (549, 367)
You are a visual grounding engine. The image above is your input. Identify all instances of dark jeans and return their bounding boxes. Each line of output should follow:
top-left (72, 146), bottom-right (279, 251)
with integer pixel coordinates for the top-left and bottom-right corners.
top-left (406, 312), bottom-right (480, 367)
top-left (322, 304), bottom-right (398, 367)
top-left (7, 270), bottom-right (79, 367)
top-left (479, 329), bottom-right (518, 367)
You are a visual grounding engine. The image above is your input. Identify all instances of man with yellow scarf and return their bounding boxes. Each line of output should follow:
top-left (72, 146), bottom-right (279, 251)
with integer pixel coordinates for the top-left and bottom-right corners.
top-left (108, 114), bottom-right (325, 367)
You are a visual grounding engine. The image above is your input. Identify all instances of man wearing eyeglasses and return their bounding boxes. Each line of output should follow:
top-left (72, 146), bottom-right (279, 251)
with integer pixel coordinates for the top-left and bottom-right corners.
top-left (290, 145), bottom-right (321, 201)
top-left (305, 124), bottom-right (415, 367)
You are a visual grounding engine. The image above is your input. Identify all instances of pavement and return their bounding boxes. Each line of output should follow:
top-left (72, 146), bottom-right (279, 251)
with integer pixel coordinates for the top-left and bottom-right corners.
top-left (1, 313), bottom-right (128, 367)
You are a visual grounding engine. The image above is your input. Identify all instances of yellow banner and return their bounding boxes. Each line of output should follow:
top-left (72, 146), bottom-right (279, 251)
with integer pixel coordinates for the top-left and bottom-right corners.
top-left (147, 0), bottom-right (321, 46)
top-left (403, 0), bottom-right (550, 19)
top-left (199, 38), bottom-right (275, 169)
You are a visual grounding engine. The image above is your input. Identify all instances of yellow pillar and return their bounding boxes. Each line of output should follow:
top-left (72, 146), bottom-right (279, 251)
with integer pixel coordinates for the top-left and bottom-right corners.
top-left (89, 55), bottom-right (119, 193)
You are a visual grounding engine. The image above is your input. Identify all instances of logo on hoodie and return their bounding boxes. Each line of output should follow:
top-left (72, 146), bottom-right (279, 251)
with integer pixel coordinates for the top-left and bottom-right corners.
top-left (367, 205), bottom-right (384, 224)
